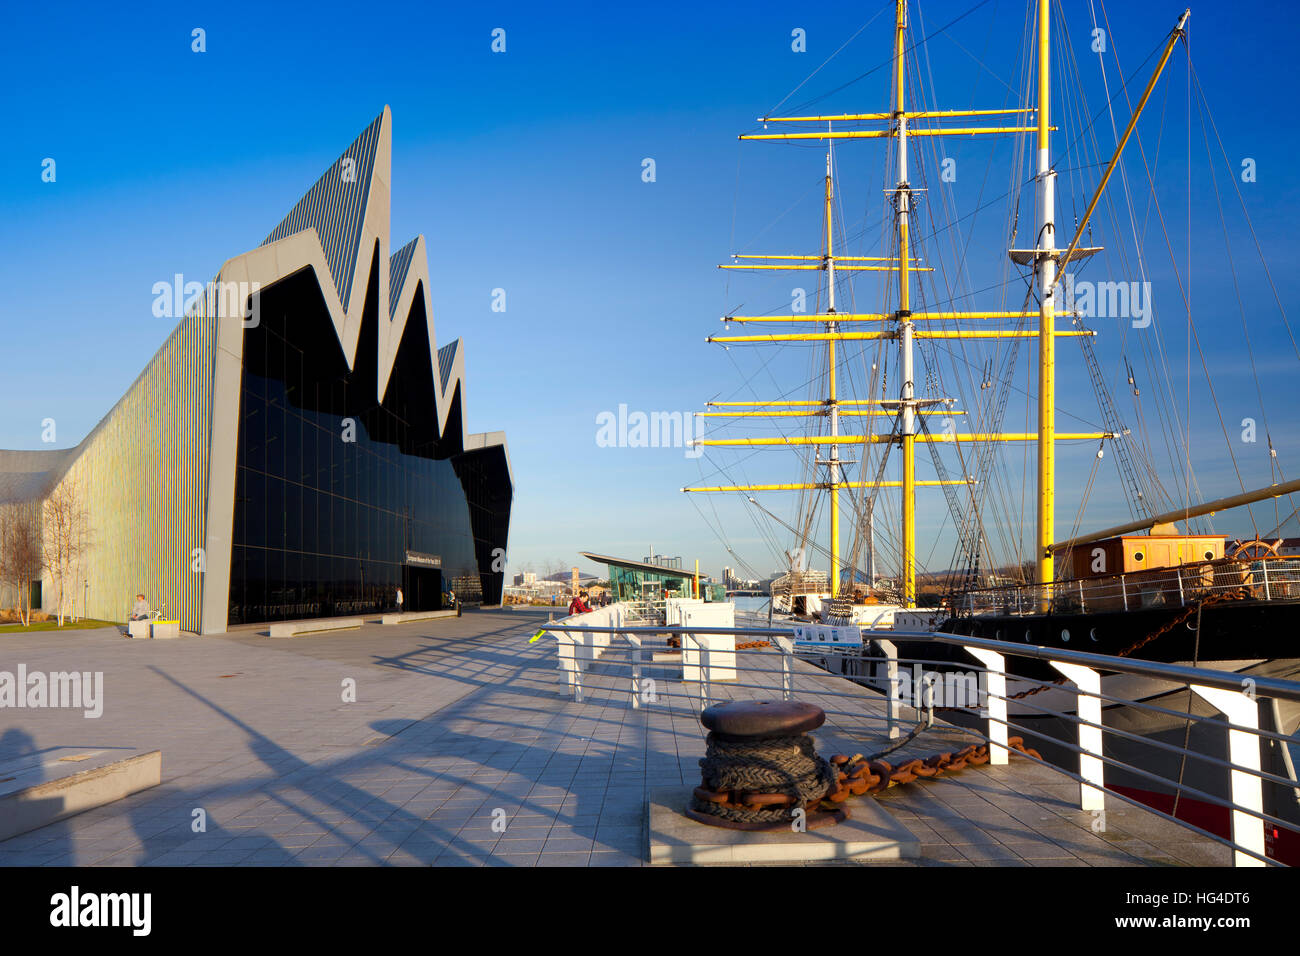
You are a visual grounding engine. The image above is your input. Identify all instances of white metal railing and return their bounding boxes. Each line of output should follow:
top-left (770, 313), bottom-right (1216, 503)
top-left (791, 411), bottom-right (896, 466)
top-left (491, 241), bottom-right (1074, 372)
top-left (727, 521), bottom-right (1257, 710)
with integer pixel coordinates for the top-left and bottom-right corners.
top-left (536, 619), bottom-right (1300, 867)
top-left (958, 557), bottom-right (1300, 616)
top-left (620, 600), bottom-right (666, 625)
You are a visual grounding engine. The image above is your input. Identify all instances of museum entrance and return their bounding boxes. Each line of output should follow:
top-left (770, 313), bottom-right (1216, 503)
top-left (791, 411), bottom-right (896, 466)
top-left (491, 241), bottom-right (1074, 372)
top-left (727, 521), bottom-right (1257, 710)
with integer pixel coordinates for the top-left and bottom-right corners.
top-left (403, 565), bottom-right (443, 612)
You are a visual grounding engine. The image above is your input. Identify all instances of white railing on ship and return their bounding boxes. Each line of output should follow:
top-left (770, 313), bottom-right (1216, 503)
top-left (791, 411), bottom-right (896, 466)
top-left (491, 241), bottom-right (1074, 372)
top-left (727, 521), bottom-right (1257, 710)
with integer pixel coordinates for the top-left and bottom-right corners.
top-left (959, 557), bottom-right (1300, 616)
top-left (537, 620), bottom-right (1300, 867)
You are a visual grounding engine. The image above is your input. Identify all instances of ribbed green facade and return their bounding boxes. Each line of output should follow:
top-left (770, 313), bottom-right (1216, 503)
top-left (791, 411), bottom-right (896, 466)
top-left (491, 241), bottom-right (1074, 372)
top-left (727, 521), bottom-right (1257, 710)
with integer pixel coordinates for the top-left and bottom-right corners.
top-left (47, 309), bottom-right (216, 631)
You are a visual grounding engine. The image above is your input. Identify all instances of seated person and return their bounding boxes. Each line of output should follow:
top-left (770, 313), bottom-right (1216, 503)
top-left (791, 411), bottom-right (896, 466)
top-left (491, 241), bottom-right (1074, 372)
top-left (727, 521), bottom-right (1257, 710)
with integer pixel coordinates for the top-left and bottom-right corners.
top-left (125, 594), bottom-right (150, 636)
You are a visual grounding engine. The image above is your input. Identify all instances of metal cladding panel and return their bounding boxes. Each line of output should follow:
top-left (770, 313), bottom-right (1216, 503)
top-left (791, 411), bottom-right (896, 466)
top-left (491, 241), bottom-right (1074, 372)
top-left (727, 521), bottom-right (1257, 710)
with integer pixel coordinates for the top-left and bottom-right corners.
top-left (388, 237), bottom-right (417, 320)
top-left (437, 342), bottom-right (457, 392)
top-left (46, 309), bottom-right (216, 631)
top-left (261, 114), bottom-right (382, 308)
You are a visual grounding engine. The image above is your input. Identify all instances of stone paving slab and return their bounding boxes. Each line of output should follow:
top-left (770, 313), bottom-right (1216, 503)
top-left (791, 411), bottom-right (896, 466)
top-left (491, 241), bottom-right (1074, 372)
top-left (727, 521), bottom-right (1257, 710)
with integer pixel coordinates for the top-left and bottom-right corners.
top-left (648, 786), bottom-right (919, 864)
top-left (0, 608), bottom-right (1231, 866)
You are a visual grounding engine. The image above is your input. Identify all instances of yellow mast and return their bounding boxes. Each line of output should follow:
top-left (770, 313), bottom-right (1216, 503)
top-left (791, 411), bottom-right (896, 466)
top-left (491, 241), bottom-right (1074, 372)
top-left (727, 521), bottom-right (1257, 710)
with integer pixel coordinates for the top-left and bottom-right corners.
top-left (894, 0), bottom-right (917, 607)
top-left (742, 126), bottom-right (1043, 141)
top-left (1035, 0), bottom-right (1057, 593)
top-left (687, 0), bottom-right (1160, 606)
top-left (825, 150), bottom-right (841, 597)
top-left (761, 108), bottom-right (1037, 122)
top-left (711, 329), bottom-right (1093, 343)
top-left (1048, 9), bottom-right (1191, 297)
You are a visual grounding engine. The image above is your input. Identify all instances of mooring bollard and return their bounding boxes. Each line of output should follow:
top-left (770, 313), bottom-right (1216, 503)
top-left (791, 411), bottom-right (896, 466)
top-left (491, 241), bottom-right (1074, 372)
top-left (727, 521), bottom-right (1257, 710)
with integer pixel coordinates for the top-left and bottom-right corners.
top-left (686, 700), bottom-right (847, 831)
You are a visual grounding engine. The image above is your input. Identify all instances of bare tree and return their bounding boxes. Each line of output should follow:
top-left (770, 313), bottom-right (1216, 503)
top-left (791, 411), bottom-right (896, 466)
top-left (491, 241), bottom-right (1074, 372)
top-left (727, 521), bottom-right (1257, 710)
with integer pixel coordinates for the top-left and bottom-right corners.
top-left (44, 478), bottom-right (92, 627)
top-left (0, 503), bottom-right (45, 627)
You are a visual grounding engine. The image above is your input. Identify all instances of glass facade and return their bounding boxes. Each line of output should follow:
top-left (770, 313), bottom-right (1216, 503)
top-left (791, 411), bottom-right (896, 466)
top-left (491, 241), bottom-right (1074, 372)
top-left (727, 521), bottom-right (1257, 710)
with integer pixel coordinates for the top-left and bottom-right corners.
top-left (228, 263), bottom-right (503, 625)
top-left (607, 564), bottom-right (691, 601)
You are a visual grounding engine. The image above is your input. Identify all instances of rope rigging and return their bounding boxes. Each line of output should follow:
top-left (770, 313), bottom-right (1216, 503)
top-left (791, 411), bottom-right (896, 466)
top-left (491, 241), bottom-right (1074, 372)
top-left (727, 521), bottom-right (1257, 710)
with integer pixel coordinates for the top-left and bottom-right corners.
top-left (692, 0), bottom-right (1296, 601)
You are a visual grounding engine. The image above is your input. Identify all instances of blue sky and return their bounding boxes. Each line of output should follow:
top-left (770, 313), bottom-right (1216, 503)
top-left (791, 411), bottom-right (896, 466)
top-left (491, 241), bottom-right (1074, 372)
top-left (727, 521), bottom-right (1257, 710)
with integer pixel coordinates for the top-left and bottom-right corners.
top-left (3, 0), bottom-right (1299, 583)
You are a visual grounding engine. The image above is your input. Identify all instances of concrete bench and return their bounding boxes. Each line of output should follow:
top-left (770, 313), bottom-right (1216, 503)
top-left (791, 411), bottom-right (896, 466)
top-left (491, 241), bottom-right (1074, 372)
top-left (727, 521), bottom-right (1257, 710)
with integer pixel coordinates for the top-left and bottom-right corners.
top-left (379, 609), bottom-right (458, 625)
top-left (126, 620), bottom-right (181, 639)
top-left (0, 748), bottom-right (162, 842)
top-left (267, 617), bottom-right (363, 637)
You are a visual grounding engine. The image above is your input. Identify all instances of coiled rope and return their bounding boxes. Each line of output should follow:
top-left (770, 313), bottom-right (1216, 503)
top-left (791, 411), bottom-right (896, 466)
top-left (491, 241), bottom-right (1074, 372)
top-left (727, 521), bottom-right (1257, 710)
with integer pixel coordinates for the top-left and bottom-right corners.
top-left (691, 732), bottom-right (839, 825)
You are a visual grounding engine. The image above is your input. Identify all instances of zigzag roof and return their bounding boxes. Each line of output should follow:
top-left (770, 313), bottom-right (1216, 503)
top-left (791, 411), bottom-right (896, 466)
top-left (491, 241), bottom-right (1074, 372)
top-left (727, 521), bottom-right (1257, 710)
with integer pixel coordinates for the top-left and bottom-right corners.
top-left (219, 105), bottom-right (480, 457)
top-left (0, 107), bottom-right (507, 503)
top-left (262, 113), bottom-right (383, 310)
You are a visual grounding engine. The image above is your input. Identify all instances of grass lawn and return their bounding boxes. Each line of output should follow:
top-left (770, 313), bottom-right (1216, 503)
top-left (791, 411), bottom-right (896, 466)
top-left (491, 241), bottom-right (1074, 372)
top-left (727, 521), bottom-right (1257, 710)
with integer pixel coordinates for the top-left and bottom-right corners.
top-left (0, 618), bottom-right (120, 633)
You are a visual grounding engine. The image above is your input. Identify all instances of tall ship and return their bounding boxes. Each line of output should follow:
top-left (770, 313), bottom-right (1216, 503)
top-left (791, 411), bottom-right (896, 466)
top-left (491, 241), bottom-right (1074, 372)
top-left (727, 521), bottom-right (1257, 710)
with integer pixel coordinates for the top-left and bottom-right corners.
top-left (684, 1), bottom-right (1300, 860)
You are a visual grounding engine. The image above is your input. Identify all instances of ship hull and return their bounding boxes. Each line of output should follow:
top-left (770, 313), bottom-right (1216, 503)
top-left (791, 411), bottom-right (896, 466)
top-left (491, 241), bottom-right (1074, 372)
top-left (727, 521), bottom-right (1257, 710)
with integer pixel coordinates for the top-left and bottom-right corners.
top-left (824, 603), bottom-right (1300, 861)
top-left (931, 659), bottom-right (1300, 861)
top-left (936, 597), bottom-right (1300, 676)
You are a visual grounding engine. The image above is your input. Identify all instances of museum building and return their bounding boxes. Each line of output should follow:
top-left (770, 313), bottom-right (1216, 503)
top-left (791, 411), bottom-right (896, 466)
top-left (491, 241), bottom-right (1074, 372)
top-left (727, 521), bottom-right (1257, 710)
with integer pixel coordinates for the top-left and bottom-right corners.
top-left (0, 108), bottom-right (512, 633)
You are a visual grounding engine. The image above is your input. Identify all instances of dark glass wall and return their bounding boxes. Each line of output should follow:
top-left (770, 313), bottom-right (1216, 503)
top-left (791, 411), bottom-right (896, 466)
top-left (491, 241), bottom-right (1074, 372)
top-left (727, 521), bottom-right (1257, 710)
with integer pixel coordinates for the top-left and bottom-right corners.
top-left (452, 441), bottom-right (513, 606)
top-left (228, 258), bottom-right (507, 625)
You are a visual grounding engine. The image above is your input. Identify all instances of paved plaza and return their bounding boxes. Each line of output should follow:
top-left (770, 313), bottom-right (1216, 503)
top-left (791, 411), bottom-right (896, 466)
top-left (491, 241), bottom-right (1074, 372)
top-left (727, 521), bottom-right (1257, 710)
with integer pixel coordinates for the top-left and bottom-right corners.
top-left (0, 608), bottom-right (1227, 866)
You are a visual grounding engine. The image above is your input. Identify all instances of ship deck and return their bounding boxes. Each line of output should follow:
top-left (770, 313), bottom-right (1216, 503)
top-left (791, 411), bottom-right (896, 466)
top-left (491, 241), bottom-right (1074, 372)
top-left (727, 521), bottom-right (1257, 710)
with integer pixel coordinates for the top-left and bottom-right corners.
top-left (0, 607), bottom-right (1229, 866)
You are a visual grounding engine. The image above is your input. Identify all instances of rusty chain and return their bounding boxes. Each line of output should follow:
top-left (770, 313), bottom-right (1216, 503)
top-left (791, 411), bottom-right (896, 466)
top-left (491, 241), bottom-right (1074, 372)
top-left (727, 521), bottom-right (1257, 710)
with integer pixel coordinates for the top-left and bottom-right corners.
top-left (818, 737), bottom-right (1042, 802)
top-left (692, 736), bottom-right (1041, 818)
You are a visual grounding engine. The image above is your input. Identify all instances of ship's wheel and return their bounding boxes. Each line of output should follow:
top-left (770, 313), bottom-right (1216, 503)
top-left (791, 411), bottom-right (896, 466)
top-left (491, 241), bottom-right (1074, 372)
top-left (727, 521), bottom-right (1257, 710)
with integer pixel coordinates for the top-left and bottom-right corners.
top-left (1230, 537), bottom-right (1283, 560)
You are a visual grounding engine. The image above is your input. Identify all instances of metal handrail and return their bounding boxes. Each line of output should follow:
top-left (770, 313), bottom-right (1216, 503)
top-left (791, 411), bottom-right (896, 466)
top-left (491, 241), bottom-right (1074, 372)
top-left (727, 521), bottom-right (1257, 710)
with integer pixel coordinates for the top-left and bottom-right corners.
top-left (539, 617), bottom-right (1300, 866)
top-left (825, 649), bottom-right (1300, 747)
top-left (957, 556), bottom-right (1300, 615)
top-left (587, 644), bottom-right (1299, 841)
top-left (543, 621), bottom-right (1300, 703)
top-left (915, 628), bottom-right (1300, 702)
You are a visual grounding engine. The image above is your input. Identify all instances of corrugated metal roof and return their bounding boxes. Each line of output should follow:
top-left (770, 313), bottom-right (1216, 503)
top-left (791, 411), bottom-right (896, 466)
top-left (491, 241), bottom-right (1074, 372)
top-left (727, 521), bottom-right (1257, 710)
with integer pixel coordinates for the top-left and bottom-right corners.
top-left (0, 447), bottom-right (79, 504)
top-left (388, 236), bottom-right (418, 319)
top-left (579, 551), bottom-right (693, 576)
top-left (262, 112), bottom-right (382, 307)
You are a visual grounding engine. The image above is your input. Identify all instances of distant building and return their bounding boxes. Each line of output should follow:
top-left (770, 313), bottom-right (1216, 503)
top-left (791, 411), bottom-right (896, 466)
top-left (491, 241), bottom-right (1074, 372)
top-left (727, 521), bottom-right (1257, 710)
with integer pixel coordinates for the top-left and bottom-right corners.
top-left (642, 547), bottom-right (683, 570)
top-left (1268, 538), bottom-right (1300, 556)
top-left (582, 551), bottom-right (703, 602)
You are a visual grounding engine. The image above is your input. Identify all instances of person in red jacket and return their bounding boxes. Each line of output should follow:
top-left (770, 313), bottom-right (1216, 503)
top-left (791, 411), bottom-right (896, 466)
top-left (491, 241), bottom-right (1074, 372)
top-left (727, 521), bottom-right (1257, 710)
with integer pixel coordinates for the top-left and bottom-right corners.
top-left (568, 592), bottom-right (592, 615)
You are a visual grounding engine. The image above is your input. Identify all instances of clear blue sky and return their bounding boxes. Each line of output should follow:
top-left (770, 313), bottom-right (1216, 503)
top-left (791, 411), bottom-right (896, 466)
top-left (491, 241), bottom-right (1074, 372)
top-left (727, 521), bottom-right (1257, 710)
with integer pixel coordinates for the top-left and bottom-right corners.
top-left (2, 0), bottom-right (1298, 583)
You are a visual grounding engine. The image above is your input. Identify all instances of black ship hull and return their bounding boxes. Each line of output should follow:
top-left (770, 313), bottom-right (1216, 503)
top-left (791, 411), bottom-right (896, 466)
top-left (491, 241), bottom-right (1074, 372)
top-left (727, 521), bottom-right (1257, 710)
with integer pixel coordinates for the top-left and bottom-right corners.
top-left (912, 596), bottom-right (1300, 681)
top-left (842, 599), bottom-right (1300, 861)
